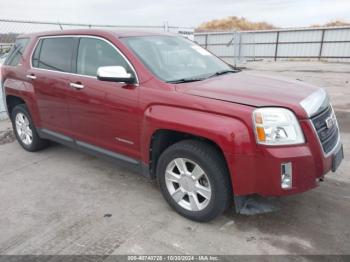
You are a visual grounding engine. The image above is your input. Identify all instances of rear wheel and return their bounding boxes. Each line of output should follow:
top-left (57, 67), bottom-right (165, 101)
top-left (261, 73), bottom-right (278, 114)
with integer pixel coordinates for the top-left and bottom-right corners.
top-left (11, 104), bottom-right (48, 152)
top-left (157, 140), bottom-right (232, 222)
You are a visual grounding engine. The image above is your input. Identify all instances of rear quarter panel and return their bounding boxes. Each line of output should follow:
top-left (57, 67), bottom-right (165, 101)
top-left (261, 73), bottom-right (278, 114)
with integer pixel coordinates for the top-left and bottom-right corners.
top-left (1, 36), bottom-right (42, 125)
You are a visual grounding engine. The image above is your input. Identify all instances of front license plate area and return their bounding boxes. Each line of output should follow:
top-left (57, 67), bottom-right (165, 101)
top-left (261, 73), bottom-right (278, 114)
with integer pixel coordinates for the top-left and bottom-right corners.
top-left (332, 145), bottom-right (344, 172)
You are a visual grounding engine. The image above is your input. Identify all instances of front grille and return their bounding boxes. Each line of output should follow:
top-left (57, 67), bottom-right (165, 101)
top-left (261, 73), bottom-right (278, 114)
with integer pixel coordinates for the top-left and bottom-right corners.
top-left (311, 105), bottom-right (339, 154)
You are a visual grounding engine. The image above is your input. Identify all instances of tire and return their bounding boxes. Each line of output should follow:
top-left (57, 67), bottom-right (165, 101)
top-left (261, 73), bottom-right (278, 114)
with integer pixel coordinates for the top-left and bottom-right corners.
top-left (157, 140), bottom-right (232, 222)
top-left (11, 104), bottom-right (48, 152)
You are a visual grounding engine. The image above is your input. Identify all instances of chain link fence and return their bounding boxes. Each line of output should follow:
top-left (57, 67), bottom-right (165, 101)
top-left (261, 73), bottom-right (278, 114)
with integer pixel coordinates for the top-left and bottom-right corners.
top-left (0, 18), bottom-right (194, 54)
top-left (194, 31), bottom-right (243, 66)
top-left (0, 19), bottom-right (194, 119)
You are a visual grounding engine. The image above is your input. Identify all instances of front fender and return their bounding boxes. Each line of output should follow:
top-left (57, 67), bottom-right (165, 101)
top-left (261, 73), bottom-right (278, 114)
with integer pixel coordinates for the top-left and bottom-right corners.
top-left (140, 104), bottom-right (255, 166)
top-left (140, 105), bottom-right (256, 191)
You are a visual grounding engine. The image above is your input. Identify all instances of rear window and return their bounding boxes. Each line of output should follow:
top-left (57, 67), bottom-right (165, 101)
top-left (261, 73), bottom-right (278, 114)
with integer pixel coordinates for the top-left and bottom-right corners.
top-left (32, 37), bottom-right (76, 73)
top-left (5, 38), bottom-right (29, 66)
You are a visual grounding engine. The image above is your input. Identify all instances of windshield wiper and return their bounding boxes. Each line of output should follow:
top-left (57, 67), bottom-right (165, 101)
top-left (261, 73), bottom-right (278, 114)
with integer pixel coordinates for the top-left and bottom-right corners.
top-left (207, 69), bottom-right (237, 79)
top-left (167, 78), bottom-right (205, 84)
top-left (167, 69), bottom-right (239, 84)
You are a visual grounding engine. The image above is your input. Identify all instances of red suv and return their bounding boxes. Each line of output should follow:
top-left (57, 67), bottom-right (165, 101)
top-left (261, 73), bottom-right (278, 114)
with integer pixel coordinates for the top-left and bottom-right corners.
top-left (1, 30), bottom-right (344, 221)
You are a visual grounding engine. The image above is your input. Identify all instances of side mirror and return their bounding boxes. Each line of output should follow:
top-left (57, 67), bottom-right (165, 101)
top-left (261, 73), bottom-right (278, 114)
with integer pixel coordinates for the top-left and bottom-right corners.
top-left (97, 66), bottom-right (136, 84)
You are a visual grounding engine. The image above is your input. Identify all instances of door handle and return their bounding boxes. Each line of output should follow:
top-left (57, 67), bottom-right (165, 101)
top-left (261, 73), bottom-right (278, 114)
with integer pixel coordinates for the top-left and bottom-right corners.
top-left (26, 74), bottom-right (37, 80)
top-left (69, 82), bottom-right (84, 89)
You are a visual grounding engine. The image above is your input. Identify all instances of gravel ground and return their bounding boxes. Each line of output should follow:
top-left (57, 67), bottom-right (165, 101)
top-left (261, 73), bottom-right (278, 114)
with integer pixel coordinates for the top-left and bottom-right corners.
top-left (0, 61), bottom-right (349, 256)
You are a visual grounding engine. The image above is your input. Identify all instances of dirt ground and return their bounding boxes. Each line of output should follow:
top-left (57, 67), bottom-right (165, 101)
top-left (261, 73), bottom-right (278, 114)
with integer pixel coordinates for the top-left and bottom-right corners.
top-left (0, 61), bottom-right (349, 256)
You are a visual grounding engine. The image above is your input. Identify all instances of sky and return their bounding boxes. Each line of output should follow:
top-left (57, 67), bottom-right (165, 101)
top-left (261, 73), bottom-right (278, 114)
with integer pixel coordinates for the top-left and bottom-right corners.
top-left (1, 0), bottom-right (350, 28)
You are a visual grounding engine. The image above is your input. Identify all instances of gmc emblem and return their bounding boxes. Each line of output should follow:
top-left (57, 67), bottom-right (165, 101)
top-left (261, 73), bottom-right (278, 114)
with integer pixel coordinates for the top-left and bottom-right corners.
top-left (325, 116), bottom-right (335, 129)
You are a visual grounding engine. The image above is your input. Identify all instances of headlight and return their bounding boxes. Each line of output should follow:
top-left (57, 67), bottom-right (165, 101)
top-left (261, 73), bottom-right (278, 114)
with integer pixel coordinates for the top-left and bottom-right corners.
top-left (300, 88), bottom-right (329, 117)
top-left (253, 108), bottom-right (305, 145)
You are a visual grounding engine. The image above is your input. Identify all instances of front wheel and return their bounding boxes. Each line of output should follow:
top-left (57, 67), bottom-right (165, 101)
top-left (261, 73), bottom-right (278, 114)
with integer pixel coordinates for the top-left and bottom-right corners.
top-left (157, 140), bottom-right (232, 222)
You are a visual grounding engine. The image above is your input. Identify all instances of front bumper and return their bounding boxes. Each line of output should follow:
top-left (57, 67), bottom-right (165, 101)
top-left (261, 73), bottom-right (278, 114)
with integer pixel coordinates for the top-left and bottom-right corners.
top-left (227, 120), bottom-right (343, 197)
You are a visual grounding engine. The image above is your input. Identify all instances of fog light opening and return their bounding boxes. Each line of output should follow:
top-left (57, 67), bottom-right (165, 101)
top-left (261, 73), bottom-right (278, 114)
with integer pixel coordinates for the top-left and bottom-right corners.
top-left (281, 162), bottom-right (292, 189)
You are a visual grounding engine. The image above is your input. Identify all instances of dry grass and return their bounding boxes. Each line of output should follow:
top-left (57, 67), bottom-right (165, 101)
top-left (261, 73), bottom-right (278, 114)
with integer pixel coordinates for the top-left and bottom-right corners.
top-left (196, 17), bottom-right (350, 32)
top-left (196, 16), bottom-right (276, 32)
top-left (311, 20), bottom-right (350, 28)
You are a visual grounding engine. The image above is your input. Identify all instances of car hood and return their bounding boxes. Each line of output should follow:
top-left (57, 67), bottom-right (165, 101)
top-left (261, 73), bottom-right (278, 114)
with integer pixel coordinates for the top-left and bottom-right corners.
top-left (175, 72), bottom-right (321, 119)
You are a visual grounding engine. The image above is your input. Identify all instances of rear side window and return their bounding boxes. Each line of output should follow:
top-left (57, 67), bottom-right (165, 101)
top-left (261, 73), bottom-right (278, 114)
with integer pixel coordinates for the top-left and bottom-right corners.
top-left (5, 38), bottom-right (29, 66)
top-left (77, 38), bottom-right (130, 77)
top-left (32, 37), bottom-right (76, 73)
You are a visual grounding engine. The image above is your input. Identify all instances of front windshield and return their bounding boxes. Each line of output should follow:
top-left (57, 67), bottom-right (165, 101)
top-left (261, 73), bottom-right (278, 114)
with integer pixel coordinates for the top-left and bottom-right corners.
top-left (122, 35), bottom-right (233, 82)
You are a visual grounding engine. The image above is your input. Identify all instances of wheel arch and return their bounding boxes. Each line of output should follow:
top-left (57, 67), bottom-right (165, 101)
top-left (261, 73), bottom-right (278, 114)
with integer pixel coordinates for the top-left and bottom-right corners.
top-left (4, 87), bottom-right (40, 126)
top-left (141, 105), bottom-right (254, 194)
top-left (6, 95), bottom-right (26, 115)
top-left (149, 129), bottom-right (228, 179)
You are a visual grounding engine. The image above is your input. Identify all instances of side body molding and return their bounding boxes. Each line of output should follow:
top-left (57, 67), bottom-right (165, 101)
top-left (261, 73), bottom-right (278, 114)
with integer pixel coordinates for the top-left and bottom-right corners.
top-left (37, 128), bottom-right (142, 174)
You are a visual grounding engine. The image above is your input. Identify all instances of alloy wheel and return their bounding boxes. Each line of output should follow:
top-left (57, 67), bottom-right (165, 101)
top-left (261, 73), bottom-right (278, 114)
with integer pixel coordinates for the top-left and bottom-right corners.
top-left (165, 158), bottom-right (212, 211)
top-left (15, 112), bottom-right (33, 146)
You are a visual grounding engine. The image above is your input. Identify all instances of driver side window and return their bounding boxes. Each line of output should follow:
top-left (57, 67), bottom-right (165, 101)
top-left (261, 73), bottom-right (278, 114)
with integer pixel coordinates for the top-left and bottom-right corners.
top-left (77, 37), bottom-right (130, 77)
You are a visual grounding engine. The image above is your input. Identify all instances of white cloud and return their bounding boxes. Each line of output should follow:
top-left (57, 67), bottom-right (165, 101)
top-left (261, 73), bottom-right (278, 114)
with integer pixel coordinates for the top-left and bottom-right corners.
top-left (0, 0), bottom-right (349, 28)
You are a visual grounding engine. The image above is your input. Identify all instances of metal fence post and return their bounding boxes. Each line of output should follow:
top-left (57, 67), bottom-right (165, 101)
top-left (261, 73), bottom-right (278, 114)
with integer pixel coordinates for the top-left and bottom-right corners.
top-left (205, 34), bottom-right (208, 49)
top-left (319, 29), bottom-right (325, 60)
top-left (237, 32), bottom-right (242, 64)
top-left (274, 31), bottom-right (280, 61)
top-left (163, 21), bottom-right (169, 32)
